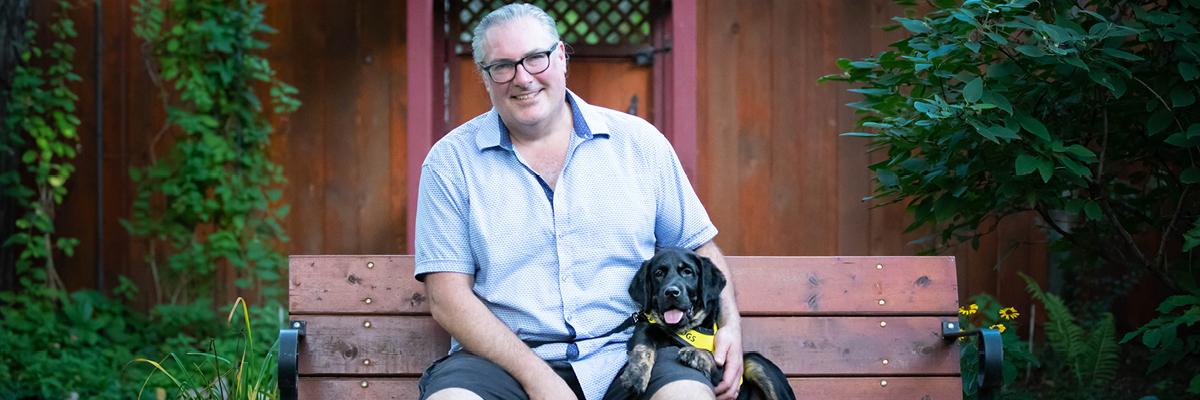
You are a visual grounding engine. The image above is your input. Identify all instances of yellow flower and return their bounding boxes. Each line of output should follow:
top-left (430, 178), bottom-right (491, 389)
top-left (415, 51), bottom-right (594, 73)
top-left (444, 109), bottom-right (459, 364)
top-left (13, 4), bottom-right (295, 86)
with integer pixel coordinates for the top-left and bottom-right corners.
top-left (959, 304), bottom-right (978, 316)
top-left (989, 323), bottom-right (1006, 333)
top-left (999, 307), bottom-right (1020, 320)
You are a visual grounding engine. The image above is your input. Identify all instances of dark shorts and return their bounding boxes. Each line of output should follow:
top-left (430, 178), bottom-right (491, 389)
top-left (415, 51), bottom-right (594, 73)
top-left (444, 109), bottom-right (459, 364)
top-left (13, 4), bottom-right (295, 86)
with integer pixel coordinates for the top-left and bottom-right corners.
top-left (418, 347), bottom-right (712, 400)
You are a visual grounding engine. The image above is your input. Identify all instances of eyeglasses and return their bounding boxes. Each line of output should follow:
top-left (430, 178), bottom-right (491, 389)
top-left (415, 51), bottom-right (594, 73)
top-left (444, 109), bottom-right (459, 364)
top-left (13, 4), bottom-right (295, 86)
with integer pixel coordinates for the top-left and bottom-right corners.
top-left (479, 43), bottom-right (559, 84)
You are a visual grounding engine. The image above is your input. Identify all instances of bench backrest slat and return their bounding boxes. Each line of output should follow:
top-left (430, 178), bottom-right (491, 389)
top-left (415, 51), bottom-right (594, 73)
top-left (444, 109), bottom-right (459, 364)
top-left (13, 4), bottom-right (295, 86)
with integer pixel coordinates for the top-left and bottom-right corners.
top-left (288, 256), bottom-right (958, 316)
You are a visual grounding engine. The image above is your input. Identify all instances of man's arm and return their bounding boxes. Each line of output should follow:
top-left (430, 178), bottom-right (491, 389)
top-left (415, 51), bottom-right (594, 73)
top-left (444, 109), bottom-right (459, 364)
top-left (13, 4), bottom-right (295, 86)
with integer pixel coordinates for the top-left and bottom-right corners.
top-left (424, 272), bottom-right (577, 400)
top-left (694, 241), bottom-right (743, 400)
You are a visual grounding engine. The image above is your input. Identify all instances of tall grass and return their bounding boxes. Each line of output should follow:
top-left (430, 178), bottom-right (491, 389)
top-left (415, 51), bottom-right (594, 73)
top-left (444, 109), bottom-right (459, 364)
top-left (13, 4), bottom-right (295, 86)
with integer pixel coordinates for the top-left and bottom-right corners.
top-left (132, 298), bottom-right (278, 400)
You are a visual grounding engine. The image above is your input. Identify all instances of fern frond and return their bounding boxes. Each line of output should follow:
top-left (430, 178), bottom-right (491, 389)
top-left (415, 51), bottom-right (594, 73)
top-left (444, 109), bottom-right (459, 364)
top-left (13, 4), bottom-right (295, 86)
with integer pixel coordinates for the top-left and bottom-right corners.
top-left (1022, 273), bottom-right (1085, 384)
top-left (1084, 313), bottom-right (1120, 386)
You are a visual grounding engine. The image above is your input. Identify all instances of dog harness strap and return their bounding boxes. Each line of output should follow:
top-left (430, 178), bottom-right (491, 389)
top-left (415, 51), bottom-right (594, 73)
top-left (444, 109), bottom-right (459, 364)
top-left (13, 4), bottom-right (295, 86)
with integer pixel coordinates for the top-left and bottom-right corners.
top-left (522, 313), bottom-right (639, 348)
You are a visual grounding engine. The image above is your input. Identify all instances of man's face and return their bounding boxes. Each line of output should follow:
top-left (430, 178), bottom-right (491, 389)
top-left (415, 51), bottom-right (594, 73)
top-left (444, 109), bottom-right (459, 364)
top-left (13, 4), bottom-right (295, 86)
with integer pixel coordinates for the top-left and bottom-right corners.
top-left (480, 17), bottom-right (567, 131)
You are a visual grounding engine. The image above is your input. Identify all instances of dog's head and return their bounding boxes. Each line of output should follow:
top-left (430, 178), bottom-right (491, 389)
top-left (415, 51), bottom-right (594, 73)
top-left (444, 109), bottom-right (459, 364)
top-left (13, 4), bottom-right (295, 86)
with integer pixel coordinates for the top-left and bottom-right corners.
top-left (629, 247), bottom-right (727, 333)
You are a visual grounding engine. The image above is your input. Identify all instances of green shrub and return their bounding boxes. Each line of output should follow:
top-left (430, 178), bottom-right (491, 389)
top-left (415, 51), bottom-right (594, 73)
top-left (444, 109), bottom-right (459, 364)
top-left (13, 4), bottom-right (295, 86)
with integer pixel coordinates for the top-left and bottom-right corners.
top-left (0, 289), bottom-right (149, 399)
top-left (1121, 292), bottom-right (1200, 396)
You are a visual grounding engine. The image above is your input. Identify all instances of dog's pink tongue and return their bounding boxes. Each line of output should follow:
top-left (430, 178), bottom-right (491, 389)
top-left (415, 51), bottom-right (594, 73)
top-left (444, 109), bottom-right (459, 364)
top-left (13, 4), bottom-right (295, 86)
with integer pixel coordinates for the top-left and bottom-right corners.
top-left (664, 309), bottom-right (685, 324)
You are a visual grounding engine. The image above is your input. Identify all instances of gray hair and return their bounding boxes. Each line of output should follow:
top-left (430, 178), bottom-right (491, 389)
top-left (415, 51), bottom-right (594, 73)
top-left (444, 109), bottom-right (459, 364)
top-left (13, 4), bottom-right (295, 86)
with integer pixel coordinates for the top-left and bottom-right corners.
top-left (471, 3), bottom-right (560, 65)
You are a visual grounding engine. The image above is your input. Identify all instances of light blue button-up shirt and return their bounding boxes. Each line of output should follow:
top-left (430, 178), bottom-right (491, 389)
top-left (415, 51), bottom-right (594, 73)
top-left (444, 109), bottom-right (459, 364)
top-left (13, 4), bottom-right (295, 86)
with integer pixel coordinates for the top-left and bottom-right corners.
top-left (414, 91), bottom-right (717, 400)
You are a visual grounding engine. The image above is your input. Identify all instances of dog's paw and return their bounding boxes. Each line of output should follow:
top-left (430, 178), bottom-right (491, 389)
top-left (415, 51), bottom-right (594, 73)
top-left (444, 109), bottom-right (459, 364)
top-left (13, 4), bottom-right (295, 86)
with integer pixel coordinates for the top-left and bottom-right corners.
top-left (620, 345), bottom-right (656, 393)
top-left (618, 360), bottom-right (652, 393)
top-left (677, 346), bottom-right (717, 375)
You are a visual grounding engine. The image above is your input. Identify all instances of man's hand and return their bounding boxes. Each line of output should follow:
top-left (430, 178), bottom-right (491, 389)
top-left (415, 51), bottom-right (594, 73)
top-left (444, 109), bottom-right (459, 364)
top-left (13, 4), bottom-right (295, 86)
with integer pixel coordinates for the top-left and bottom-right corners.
top-left (522, 370), bottom-right (579, 400)
top-left (712, 323), bottom-right (744, 400)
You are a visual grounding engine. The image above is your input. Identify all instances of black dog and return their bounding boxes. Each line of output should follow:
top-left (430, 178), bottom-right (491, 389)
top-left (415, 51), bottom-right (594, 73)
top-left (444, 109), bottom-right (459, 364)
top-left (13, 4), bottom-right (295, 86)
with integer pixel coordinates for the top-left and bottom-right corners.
top-left (619, 247), bottom-right (795, 400)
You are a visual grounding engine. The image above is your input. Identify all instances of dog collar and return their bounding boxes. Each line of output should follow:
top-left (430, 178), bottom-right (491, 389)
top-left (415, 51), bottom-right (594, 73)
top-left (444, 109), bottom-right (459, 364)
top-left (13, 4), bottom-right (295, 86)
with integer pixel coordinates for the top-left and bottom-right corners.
top-left (643, 313), bottom-right (718, 352)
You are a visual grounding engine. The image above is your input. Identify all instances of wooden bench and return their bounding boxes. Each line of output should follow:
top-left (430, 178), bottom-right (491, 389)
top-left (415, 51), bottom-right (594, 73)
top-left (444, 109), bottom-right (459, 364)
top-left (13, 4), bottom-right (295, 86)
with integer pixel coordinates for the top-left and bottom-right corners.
top-left (278, 255), bottom-right (1002, 399)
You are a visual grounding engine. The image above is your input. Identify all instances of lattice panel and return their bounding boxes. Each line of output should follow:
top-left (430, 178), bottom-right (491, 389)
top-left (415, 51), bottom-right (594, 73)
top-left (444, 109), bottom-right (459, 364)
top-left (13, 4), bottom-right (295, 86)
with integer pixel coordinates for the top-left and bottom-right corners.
top-left (452, 0), bottom-right (653, 56)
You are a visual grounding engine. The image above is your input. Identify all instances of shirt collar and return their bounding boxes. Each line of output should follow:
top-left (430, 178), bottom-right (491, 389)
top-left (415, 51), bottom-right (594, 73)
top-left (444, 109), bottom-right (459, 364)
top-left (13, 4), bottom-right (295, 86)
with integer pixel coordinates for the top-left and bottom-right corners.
top-left (476, 89), bottom-right (610, 151)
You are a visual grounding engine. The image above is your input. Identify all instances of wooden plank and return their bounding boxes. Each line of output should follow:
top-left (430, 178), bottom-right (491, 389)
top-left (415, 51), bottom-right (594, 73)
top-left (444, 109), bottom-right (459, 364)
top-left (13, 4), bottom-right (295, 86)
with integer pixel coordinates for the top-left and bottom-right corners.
top-left (696, 0), bottom-right (743, 254)
top-left (289, 256), bottom-right (958, 315)
top-left (733, 1), bottom-right (774, 256)
top-left (296, 316), bottom-right (450, 376)
top-left (743, 317), bottom-right (960, 376)
top-left (288, 256), bottom-right (428, 315)
top-left (293, 315), bottom-right (958, 376)
top-left (298, 378), bottom-right (417, 400)
top-left (835, 0), bottom-right (875, 256)
top-left (298, 376), bottom-right (962, 399)
top-left (729, 256), bottom-right (959, 315)
top-left (789, 376), bottom-right (963, 399)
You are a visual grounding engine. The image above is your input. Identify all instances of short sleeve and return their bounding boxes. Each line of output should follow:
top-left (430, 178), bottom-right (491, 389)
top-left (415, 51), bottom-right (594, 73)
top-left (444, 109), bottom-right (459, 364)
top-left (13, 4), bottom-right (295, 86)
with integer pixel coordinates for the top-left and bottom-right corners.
top-left (653, 136), bottom-right (718, 250)
top-left (413, 163), bottom-right (476, 281)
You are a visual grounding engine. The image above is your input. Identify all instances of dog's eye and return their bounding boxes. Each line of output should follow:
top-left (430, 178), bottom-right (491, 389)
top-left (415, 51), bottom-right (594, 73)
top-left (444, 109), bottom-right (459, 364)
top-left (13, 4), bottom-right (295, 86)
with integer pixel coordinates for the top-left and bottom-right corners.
top-left (653, 269), bottom-right (666, 278)
top-left (680, 268), bottom-right (693, 276)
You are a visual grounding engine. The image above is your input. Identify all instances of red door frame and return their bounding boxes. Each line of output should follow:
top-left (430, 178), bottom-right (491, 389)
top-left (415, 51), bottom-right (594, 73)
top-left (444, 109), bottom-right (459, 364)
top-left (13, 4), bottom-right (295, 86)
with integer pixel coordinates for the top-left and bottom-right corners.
top-left (405, 0), bottom-right (697, 252)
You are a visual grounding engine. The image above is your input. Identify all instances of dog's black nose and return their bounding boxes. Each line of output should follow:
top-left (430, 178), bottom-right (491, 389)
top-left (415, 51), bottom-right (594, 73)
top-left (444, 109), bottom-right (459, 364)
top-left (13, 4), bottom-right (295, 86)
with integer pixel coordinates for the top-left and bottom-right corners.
top-left (665, 286), bottom-right (681, 298)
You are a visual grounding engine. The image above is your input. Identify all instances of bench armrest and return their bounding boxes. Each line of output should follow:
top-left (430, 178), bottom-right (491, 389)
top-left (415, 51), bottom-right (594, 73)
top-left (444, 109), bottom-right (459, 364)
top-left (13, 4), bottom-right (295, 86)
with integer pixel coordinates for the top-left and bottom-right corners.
top-left (942, 321), bottom-right (1003, 400)
top-left (279, 320), bottom-right (306, 400)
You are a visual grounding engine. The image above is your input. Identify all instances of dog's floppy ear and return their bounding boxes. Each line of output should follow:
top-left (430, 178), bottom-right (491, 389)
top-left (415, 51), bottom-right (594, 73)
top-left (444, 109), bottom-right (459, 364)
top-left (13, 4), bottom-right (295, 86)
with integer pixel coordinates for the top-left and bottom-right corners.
top-left (629, 258), bottom-right (654, 311)
top-left (697, 253), bottom-right (726, 316)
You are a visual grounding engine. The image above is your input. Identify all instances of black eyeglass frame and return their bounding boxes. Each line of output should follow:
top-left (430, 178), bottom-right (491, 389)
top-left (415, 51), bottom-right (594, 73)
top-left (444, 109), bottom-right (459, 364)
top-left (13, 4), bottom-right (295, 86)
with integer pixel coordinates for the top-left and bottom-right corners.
top-left (479, 43), bottom-right (560, 84)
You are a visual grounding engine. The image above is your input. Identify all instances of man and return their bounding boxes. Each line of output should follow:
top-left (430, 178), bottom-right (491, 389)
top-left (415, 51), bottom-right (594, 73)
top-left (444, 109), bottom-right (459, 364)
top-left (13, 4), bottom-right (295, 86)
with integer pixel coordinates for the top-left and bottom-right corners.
top-left (414, 4), bottom-right (742, 400)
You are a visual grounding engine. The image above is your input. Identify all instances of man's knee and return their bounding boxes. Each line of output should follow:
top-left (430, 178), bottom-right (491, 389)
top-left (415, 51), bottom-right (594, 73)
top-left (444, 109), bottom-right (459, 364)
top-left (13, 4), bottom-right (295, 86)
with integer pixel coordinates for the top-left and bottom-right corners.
top-left (648, 380), bottom-right (715, 400)
top-left (425, 387), bottom-right (484, 400)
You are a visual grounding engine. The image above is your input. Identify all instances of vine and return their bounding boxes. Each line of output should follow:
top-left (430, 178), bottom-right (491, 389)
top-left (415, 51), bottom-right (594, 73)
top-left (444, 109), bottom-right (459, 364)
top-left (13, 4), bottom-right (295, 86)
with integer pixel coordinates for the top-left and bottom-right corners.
top-left (0, 0), bottom-right (81, 296)
top-left (127, 0), bottom-right (299, 305)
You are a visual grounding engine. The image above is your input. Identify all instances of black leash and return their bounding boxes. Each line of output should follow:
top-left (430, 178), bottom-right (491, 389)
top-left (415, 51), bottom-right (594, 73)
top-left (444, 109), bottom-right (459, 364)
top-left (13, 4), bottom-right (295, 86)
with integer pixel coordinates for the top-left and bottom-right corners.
top-left (522, 313), bottom-right (640, 349)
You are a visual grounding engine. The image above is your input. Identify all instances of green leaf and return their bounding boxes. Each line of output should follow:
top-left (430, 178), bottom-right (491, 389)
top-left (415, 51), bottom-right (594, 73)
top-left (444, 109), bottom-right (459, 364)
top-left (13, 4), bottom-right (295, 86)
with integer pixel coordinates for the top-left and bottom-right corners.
top-left (976, 125), bottom-right (1020, 142)
top-left (1084, 201), bottom-right (1102, 221)
top-left (896, 17), bottom-right (931, 34)
top-left (984, 32), bottom-right (1008, 45)
top-left (840, 132), bottom-right (878, 137)
top-left (1181, 63), bottom-right (1200, 82)
top-left (914, 101), bottom-right (939, 115)
top-left (963, 77), bottom-right (983, 103)
top-left (1016, 113), bottom-right (1051, 141)
top-left (1016, 154), bottom-right (1040, 175)
top-left (1015, 45), bottom-right (1046, 57)
top-left (1064, 145), bottom-right (1097, 163)
top-left (1157, 295), bottom-right (1200, 313)
top-left (981, 91), bottom-right (1013, 114)
top-left (876, 169), bottom-right (899, 187)
top-left (1182, 167), bottom-right (1200, 184)
top-left (849, 61), bottom-right (879, 69)
top-left (1100, 48), bottom-right (1143, 61)
top-left (1037, 160), bottom-right (1053, 183)
top-left (1171, 86), bottom-right (1196, 108)
top-left (1089, 70), bottom-right (1125, 98)
top-left (1147, 110), bottom-right (1173, 135)
top-left (1059, 156), bottom-right (1092, 179)
top-left (988, 61), bottom-right (1019, 79)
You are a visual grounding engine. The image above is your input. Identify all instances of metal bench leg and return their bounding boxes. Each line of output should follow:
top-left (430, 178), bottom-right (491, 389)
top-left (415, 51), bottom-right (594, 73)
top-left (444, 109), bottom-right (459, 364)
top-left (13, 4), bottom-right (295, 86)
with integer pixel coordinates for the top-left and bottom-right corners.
top-left (279, 320), bottom-right (306, 400)
top-left (942, 320), bottom-right (1003, 400)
